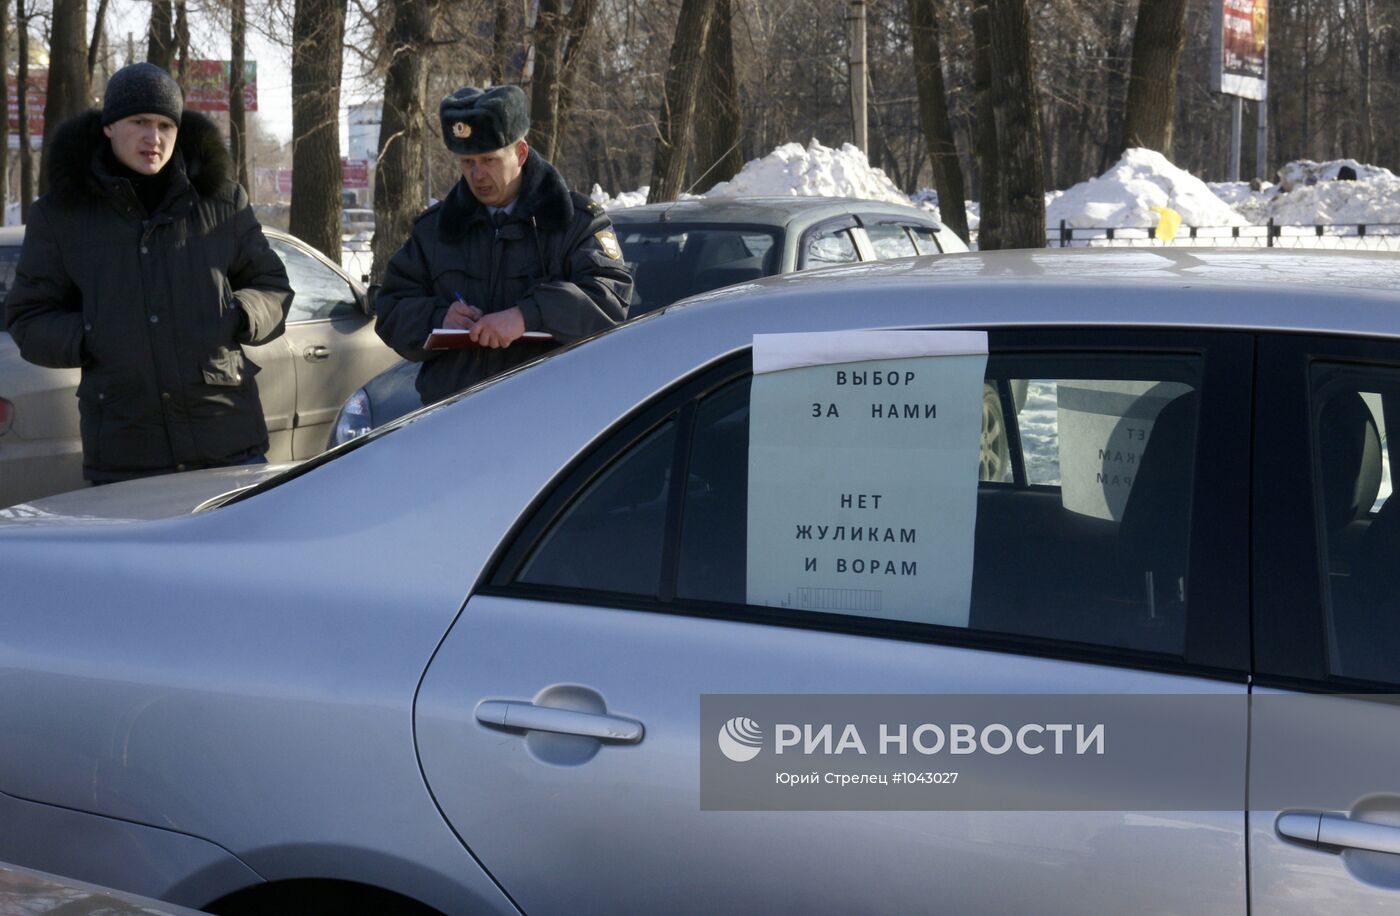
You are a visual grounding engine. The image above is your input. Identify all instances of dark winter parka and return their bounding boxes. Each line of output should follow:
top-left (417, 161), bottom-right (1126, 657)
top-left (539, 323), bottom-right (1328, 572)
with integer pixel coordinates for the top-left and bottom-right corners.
top-left (4, 110), bottom-right (292, 482)
top-left (374, 150), bottom-right (632, 405)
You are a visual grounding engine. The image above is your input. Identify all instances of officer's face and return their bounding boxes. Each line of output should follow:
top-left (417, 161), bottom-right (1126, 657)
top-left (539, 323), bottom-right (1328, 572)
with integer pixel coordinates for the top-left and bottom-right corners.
top-left (103, 113), bottom-right (179, 176)
top-left (457, 140), bottom-right (529, 208)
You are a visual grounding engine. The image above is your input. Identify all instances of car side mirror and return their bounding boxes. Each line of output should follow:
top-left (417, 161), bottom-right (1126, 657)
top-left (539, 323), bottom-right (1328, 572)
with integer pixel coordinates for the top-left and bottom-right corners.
top-left (363, 284), bottom-right (380, 316)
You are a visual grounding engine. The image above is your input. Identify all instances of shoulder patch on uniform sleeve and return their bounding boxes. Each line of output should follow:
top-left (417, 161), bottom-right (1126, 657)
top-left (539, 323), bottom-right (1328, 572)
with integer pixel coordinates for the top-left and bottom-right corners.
top-left (595, 228), bottom-right (622, 260)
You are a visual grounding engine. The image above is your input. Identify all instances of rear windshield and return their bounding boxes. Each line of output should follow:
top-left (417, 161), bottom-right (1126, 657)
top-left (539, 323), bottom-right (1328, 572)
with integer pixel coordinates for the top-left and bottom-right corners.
top-left (615, 223), bottom-right (781, 316)
top-left (0, 246), bottom-right (18, 330)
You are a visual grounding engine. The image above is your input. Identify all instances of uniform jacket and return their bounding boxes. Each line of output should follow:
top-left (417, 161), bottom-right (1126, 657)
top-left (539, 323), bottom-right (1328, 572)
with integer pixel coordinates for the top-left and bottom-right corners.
top-left (374, 150), bottom-right (632, 404)
top-left (4, 110), bottom-right (293, 482)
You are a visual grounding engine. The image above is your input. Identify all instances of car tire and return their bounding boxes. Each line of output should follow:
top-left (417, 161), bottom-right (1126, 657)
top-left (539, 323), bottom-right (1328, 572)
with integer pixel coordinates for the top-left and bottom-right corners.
top-left (981, 382), bottom-right (1012, 482)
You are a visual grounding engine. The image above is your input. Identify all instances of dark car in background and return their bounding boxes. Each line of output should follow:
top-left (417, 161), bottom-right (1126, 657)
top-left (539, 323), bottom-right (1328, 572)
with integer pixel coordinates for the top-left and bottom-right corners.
top-left (329, 196), bottom-right (968, 444)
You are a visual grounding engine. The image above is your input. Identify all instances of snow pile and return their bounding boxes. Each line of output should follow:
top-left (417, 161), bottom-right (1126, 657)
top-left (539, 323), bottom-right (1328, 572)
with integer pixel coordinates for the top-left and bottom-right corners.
top-left (1266, 166), bottom-right (1400, 226)
top-left (590, 184), bottom-right (650, 210)
top-left (703, 140), bottom-right (910, 204)
top-left (1046, 148), bottom-right (1245, 228)
top-left (1277, 159), bottom-right (1395, 192)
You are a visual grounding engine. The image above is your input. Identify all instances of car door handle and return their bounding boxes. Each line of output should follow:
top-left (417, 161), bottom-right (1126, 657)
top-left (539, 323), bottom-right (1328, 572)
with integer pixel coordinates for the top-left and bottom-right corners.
top-left (1277, 811), bottom-right (1400, 855)
top-left (475, 700), bottom-right (644, 743)
top-left (303, 345), bottom-right (332, 361)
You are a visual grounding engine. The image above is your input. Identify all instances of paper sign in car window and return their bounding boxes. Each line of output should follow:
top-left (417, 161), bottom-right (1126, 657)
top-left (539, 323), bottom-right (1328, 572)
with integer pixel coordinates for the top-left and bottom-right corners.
top-left (1056, 379), bottom-right (1193, 521)
top-left (747, 330), bottom-right (987, 627)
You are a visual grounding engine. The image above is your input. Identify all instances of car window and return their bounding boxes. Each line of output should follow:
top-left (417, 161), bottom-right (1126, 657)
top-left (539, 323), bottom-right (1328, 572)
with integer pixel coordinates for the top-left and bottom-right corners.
top-left (0, 245), bottom-right (18, 325)
top-left (864, 223), bottom-right (919, 260)
top-left (802, 228), bottom-right (859, 267)
top-left (512, 347), bottom-right (1204, 657)
top-left (908, 226), bottom-right (944, 255)
top-left (615, 224), bottom-right (781, 317)
top-left (1308, 365), bottom-right (1398, 685)
top-left (268, 237), bottom-right (359, 322)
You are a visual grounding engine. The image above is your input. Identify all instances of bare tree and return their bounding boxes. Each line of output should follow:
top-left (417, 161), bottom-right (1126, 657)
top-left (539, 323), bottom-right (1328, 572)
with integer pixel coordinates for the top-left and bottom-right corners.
top-left (230, 0), bottom-right (249, 192)
top-left (1118, 0), bottom-right (1188, 157)
top-left (647, 0), bottom-right (717, 202)
top-left (87, 0), bottom-right (109, 81)
top-left (529, 0), bottom-right (596, 162)
top-left (39, 0), bottom-right (88, 194)
top-left (372, 0), bottom-right (433, 283)
top-left (909, 0), bottom-right (968, 242)
top-left (17, 0), bottom-right (31, 220)
top-left (971, 0), bottom-right (1002, 248)
top-left (986, 0), bottom-right (1046, 248)
top-left (692, 0), bottom-right (743, 193)
top-left (174, 0), bottom-right (189, 81)
top-left (0, 0), bottom-right (8, 217)
top-left (491, 0), bottom-right (518, 85)
top-left (289, 0), bottom-right (348, 260)
top-left (147, 0), bottom-right (174, 70)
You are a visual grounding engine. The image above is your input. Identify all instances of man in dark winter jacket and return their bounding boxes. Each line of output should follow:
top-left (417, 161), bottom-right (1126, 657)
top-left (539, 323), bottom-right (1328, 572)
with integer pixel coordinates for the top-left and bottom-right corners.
top-left (4, 62), bottom-right (293, 484)
top-left (374, 84), bottom-right (631, 405)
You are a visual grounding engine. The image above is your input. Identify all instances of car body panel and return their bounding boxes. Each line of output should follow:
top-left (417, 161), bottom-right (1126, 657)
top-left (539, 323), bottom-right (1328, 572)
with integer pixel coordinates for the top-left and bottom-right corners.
top-left (1, 248), bottom-right (1399, 911)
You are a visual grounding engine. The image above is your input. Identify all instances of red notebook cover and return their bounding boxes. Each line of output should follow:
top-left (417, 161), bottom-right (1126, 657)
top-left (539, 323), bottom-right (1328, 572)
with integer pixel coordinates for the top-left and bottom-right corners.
top-left (423, 329), bottom-right (556, 350)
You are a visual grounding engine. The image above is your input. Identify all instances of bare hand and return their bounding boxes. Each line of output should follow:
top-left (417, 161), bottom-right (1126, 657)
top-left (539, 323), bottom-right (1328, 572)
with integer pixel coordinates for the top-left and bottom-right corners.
top-left (444, 301), bottom-right (483, 330)
top-left (469, 307), bottom-right (526, 348)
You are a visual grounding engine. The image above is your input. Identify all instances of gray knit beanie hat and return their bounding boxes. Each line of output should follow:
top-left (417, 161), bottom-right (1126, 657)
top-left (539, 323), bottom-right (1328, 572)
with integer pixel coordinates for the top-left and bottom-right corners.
top-left (102, 63), bottom-right (183, 126)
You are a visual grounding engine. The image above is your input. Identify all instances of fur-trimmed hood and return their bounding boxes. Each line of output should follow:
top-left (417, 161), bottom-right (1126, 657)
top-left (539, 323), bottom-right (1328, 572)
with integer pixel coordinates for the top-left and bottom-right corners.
top-left (436, 149), bottom-right (575, 244)
top-left (45, 108), bottom-right (232, 207)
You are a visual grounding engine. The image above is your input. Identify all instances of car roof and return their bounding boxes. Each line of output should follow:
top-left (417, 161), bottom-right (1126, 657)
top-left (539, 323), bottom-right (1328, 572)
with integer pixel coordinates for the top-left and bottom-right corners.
top-left (654, 246), bottom-right (1400, 339)
top-left (608, 196), bottom-right (943, 230)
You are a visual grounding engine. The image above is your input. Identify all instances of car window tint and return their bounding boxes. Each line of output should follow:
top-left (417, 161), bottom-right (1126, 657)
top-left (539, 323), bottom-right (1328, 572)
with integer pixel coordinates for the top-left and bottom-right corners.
top-left (519, 420), bottom-right (677, 596)
top-left (1309, 366), bottom-right (1399, 685)
top-left (616, 225), bottom-right (780, 317)
top-left (864, 223), bottom-right (919, 260)
top-left (803, 228), bottom-right (858, 267)
top-left (269, 237), bottom-right (359, 322)
top-left (909, 226), bottom-right (944, 255)
top-left (513, 351), bottom-right (1203, 658)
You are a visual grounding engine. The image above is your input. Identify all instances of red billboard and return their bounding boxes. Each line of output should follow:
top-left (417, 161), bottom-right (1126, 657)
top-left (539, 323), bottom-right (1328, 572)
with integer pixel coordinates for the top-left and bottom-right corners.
top-left (6, 70), bottom-right (46, 145)
top-left (341, 158), bottom-right (369, 189)
top-left (1210, 0), bottom-right (1268, 100)
top-left (183, 60), bottom-right (258, 112)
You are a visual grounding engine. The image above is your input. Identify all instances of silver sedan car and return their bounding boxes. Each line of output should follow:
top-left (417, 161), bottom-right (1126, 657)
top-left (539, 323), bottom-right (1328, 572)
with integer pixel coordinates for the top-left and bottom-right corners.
top-left (2, 248), bottom-right (1399, 914)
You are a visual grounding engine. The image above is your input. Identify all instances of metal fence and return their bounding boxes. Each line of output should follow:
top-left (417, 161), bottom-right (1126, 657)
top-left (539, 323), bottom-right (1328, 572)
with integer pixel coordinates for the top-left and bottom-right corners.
top-left (1041, 220), bottom-right (1400, 252)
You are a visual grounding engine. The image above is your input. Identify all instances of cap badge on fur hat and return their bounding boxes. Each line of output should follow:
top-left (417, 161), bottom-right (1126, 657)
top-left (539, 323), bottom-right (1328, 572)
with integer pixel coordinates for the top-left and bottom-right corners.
top-left (439, 85), bottom-right (529, 155)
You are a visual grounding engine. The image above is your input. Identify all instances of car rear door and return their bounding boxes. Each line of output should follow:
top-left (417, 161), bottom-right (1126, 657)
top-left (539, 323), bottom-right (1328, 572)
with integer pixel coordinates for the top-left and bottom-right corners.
top-left (266, 237), bottom-right (397, 457)
top-left (416, 328), bottom-right (1255, 914)
top-left (1249, 332), bottom-right (1400, 912)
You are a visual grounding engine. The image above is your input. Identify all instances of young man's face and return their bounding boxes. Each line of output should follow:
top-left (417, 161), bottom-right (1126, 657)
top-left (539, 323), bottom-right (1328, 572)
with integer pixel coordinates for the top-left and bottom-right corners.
top-left (103, 113), bottom-right (179, 175)
top-left (456, 140), bottom-right (529, 208)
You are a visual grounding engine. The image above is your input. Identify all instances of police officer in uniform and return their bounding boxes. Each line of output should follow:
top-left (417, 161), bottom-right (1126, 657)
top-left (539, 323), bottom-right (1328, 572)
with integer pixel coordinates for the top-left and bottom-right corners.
top-left (375, 85), bottom-right (632, 405)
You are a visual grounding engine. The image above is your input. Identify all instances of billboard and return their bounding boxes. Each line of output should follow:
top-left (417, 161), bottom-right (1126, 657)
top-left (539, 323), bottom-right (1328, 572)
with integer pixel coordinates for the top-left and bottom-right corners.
top-left (1210, 0), bottom-right (1268, 100)
top-left (183, 60), bottom-right (258, 112)
top-left (6, 70), bottom-right (45, 148)
top-left (341, 158), bottom-right (369, 190)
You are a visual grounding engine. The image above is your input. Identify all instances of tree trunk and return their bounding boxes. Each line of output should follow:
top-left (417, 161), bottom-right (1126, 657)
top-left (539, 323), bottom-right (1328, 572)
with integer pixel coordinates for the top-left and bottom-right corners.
top-left (229, 0), bottom-right (248, 192)
top-left (147, 0), bottom-right (173, 70)
top-left (1099, 0), bottom-right (1131, 170)
top-left (970, 0), bottom-right (1001, 249)
top-left (1118, 0), bottom-right (1189, 157)
top-left (986, 0), bottom-right (1046, 249)
top-left (371, 0), bottom-right (431, 284)
top-left (17, 0), bottom-right (31, 220)
top-left (87, 0), bottom-right (108, 80)
top-left (528, 0), bottom-right (564, 161)
top-left (289, 0), bottom-right (347, 260)
top-left (491, 0), bottom-right (516, 85)
top-left (39, 0), bottom-right (87, 195)
top-left (909, 0), bottom-right (969, 242)
top-left (528, 0), bottom-right (594, 163)
top-left (691, 0), bottom-right (743, 193)
top-left (173, 0), bottom-right (188, 82)
top-left (1357, 0), bottom-right (1374, 163)
top-left (647, 0), bottom-right (717, 202)
top-left (0, 0), bottom-right (9, 220)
